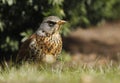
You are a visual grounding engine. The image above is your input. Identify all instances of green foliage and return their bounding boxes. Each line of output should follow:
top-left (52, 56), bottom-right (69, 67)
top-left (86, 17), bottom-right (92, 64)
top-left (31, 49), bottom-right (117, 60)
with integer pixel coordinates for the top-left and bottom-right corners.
top-left (1, 36), bottom-right (18, 51)
top-left (64, 0), bottom-right (120, 27)
top-left (20, 29), bottom-right (33, 42)
top-left (0, 0), bottom-right (120, 59)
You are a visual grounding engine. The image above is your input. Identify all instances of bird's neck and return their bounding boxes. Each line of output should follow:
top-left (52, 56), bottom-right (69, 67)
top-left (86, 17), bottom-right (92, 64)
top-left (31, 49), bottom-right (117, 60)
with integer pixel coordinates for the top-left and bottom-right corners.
top-left (36, 30), bottom-right (59, 37)
top-left (36, 30), bottom-right (48, 36)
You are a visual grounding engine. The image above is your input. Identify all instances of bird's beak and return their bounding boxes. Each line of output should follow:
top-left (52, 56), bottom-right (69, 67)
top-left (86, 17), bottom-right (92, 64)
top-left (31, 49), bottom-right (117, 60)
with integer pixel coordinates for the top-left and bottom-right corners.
top-left (57, 20), bottom-right (66, 25)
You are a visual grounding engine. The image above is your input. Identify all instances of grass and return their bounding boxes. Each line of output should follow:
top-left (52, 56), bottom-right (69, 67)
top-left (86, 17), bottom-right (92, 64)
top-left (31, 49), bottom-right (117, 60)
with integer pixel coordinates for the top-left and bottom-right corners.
top-left (0, 54), bottom-right (120, 83)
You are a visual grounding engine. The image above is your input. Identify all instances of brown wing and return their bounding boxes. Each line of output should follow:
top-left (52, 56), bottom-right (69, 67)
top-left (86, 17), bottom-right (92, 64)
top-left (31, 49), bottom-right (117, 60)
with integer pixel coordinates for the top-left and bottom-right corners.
top-left (16, 34), bottom-right (36, 62)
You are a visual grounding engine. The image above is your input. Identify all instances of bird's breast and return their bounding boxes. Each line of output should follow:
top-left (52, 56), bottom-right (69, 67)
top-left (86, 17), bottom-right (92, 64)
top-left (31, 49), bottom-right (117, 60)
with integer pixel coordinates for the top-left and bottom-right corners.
top-left (29, 33), bottom-right (62, 59)
top-left (37, 33), bottom-right (62, 55)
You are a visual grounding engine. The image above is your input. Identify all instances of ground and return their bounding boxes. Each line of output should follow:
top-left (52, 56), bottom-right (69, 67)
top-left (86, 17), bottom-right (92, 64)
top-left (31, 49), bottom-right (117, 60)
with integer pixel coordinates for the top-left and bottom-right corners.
top-left (0, 54), bottom-right (120, 83)
top-left (63, 21), bottom-right (120, 65)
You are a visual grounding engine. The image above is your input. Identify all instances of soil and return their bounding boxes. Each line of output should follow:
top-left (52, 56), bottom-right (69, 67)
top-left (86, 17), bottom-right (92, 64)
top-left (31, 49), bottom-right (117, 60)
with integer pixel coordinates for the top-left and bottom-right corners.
top-left (63, 21), bottom-right (120, 66)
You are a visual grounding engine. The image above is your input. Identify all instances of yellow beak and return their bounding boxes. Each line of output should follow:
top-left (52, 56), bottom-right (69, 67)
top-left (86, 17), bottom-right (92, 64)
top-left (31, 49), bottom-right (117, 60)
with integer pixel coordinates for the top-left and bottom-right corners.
top-left (57, 20), bottom-right (66, 25)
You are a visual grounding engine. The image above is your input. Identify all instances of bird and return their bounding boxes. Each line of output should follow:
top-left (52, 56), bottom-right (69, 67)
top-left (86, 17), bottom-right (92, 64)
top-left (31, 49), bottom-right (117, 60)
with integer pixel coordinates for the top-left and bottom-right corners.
top-left (17, 16), bottom-right (66, 63)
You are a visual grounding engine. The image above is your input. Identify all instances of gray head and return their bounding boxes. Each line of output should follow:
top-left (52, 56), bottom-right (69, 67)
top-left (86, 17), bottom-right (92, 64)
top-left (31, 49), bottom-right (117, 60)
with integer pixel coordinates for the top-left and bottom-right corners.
top-left (36, 16), bottom-right (66, 36)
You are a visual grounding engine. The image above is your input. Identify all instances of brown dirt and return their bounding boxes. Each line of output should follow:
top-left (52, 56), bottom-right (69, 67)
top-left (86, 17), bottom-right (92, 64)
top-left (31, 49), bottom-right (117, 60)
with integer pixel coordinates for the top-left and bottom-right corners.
top-left (63, 21), bottom-right (120, 65)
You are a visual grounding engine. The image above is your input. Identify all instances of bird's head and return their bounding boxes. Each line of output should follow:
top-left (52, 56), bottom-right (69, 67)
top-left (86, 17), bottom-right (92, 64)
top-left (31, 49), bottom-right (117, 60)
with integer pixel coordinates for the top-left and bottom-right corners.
top-left (36, 16), bottom-right (66, 36)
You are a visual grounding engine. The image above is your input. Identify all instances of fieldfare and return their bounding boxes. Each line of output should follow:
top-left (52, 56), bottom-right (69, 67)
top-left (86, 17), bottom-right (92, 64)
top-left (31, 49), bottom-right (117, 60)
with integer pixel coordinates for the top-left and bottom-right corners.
top-left (17, 16), bottom-right (66, 63)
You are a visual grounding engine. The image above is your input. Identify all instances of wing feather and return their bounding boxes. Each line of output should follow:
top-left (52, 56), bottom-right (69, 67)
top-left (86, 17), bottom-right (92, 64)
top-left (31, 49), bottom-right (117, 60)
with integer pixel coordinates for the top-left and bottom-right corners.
top-left (17, 34), bottom-right (36, 62)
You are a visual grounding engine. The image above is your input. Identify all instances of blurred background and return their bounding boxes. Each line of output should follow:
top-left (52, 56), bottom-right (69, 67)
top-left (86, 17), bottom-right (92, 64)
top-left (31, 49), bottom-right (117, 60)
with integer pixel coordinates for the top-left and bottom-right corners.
top-left (0, 0), bottom-right (120, 65)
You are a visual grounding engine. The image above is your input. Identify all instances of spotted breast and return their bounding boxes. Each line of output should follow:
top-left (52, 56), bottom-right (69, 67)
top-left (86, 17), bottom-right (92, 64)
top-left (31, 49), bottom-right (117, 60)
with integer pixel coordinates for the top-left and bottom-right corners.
top-left (30, 33), bottom-right (62, 61)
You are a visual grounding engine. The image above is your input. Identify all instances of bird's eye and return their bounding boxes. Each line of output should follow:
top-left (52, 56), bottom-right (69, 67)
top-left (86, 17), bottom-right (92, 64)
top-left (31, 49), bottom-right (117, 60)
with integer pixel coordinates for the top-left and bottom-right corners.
top-left (47, 21), bottom-right (56, 27)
